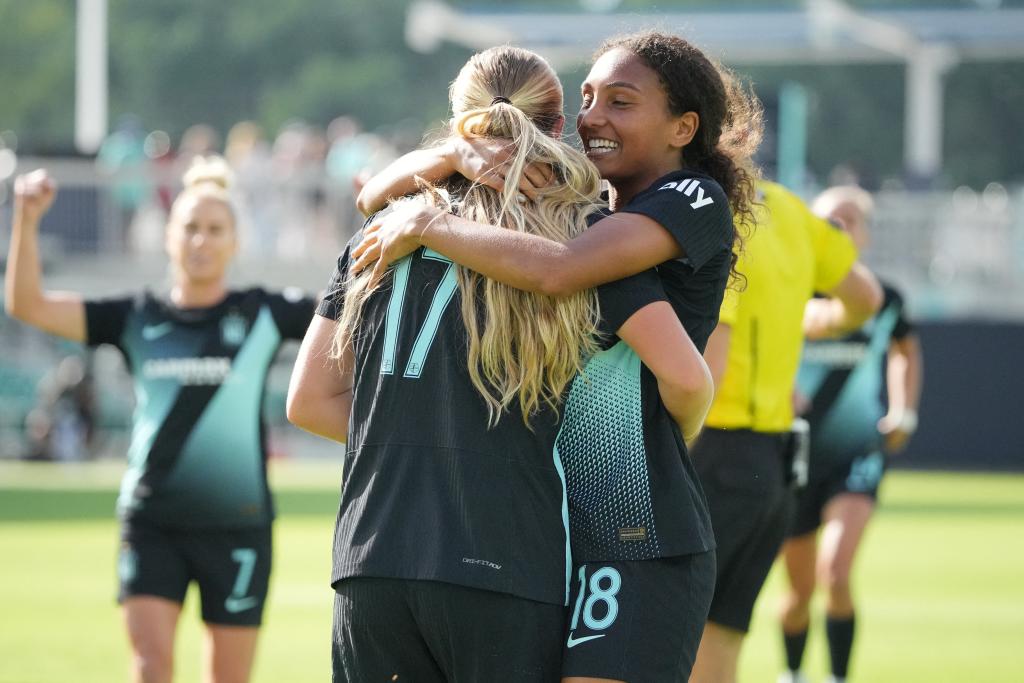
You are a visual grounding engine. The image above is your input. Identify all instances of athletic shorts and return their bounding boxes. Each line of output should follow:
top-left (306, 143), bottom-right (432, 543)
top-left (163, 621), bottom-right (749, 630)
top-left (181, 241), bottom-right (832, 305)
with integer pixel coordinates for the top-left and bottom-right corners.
top-left (691, 428), bottom-right (793, 633)
top-left (331, 577), bottom-right (564, 683)
top-left (790, 449), bottom-right (887, 538)
top-left (560, 552), bottom-right (716, 683)
top-left (117, 519), bottom-right (272, 627)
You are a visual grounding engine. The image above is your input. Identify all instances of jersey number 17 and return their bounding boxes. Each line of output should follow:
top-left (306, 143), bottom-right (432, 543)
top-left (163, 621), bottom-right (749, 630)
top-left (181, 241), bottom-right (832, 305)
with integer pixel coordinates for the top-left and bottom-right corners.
top-left (380, 250), bottom-right (458, 379)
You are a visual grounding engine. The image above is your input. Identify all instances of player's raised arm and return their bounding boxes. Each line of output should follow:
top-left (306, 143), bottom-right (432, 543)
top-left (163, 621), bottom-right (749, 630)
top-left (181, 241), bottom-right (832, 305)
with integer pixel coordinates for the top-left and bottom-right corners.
top-left (355, 135), bottom-right (551, 216)
top-left (4, 170), bottom-right (87, 343)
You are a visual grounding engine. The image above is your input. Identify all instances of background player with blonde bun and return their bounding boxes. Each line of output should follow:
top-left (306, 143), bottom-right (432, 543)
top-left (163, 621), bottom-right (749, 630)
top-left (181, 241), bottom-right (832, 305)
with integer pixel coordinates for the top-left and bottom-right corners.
top-left (5, 158), bottom-right (316, 683)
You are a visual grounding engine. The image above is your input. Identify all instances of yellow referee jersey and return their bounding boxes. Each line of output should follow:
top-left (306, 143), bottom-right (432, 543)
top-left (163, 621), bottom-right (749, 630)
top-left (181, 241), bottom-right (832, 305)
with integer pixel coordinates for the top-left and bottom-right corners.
top-left (706, 181), bottom-right (858, 433)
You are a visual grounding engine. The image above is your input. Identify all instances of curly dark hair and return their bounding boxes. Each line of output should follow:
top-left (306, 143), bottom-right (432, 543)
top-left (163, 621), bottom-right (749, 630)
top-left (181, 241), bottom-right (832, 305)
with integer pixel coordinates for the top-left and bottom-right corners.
top-left (595, 31), bottom-right (763, 283)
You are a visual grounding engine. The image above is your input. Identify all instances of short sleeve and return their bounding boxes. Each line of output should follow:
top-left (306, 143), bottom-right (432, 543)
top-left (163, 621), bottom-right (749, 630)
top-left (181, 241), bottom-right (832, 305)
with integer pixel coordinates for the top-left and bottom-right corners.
top-left (619, 173), bottom-right (733, 272)
top-left (885, 285), bottom-right (914, 340)
top-left (84, 296), bottom-right (134, 348)
top-left (597, 270), bottom-right (668, 337)
top-left (267, 288), bottom-right (317, 340)
top-left (809, 213), bottom-right (858, 293)
top-left (315, 243), bottom-right (353, 322)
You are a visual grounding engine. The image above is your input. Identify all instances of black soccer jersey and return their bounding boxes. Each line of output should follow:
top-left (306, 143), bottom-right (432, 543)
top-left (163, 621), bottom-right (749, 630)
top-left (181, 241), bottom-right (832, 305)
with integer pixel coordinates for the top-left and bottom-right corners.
top-left (85, 287), bottom-right (315, 529)
top-left (796, 283), bottom-right (913, 459)
top-left (318, 235), bottom-right (663, 607)
top-left (556, 302), bottom-right (717, 564)
top-left (619, 169), bottom-right (734, 353)
top-left (550, 170), bottom-right (729, 563)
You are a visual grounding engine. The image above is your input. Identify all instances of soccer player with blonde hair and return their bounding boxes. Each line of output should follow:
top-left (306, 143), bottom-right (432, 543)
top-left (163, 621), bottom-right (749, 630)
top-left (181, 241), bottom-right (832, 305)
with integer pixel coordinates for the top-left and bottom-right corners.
top-left (287, 45), bottom-right (715, 682)
top-left (5, 157), bottom-right (316, 683)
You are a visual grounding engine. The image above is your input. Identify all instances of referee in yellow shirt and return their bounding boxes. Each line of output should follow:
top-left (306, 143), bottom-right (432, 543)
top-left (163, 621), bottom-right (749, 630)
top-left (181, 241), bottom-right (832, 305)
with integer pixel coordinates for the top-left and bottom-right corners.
top-left (690, 180), bottom-right (883, 683)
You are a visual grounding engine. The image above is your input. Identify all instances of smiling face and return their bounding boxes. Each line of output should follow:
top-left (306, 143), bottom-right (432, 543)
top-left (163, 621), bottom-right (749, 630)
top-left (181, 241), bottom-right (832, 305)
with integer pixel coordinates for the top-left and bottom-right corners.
top-left (577, 48), bottom-right (698, 204)
top-left (165, 192), bottom-right (237, 286)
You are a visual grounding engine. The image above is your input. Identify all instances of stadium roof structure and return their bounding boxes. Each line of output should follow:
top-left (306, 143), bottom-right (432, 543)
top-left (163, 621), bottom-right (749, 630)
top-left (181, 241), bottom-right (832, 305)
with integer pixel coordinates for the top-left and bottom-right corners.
top-left (405, 0), bottom-right (1024, 180)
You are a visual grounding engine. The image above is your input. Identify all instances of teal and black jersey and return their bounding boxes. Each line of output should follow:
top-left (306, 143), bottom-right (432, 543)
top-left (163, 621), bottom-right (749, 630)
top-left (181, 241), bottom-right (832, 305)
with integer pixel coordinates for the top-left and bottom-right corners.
top-left (556, 338), bottom-right (716, 564)
top-left (796, 283), bottom-right (913, 459)
top-left (318, 232), bottom-right (664, 607)
top-left (620, 169), bottom-right (734, 353)
top-left (85, 287), bottom-right (316, 529)
top-left (556, 171), bottom-right (727, 563)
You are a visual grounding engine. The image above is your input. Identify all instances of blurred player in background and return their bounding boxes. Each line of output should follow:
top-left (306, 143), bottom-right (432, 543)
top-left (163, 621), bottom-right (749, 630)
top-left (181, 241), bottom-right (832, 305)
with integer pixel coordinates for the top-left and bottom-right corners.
top-left (4, 158), bottom-right (316, 683)
top-left (349, 30), bottom-right (762, 683)
top-left (287, 45), bottom-right (715, 682)
top-left (777, 186), bottom-right (924, 683)
top-left (690, 180), bottom-right (883, 683)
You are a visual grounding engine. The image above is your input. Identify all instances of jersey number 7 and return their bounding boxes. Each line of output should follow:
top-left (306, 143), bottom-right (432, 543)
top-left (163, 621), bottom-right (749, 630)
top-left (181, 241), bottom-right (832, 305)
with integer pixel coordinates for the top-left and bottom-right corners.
top-left (380, 249), bottom-right (458, 379)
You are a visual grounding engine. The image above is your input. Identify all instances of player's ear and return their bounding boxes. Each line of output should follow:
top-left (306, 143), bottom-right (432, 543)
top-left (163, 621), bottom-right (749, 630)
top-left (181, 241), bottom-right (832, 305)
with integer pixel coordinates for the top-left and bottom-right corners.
top-left (551, 115), bottom-right (565, 138)
top-left (671, 112), bottom-right (699, 150)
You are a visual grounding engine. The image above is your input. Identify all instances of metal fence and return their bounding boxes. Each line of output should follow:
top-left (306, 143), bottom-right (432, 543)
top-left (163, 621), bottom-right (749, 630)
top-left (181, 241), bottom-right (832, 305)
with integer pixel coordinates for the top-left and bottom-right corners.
top-left (3, 158), bottom-right (1022, 319)
top-left (866, 183), bottom-right (1024, 320)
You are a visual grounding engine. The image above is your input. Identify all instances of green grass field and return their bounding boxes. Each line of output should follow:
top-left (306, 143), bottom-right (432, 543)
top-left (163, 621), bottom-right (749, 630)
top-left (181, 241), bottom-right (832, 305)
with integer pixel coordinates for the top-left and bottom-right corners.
top-left (1, 461), bottom-right (1022, 682)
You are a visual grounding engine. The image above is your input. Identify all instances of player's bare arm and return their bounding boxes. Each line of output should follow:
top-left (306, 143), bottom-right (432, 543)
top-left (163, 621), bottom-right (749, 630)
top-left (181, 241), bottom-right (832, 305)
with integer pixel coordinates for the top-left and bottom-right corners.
top-left (804, 263), bottom-right (883, 339)
top-left (878, 332), bottom-right (924, 453)
top-left (353, 208), bottom-right (683, 298)
top-left (287, 315), bottom-right (354, 443)
top-left (617, 301), bottom-right (714, 444)
top-left (4, 169), bottom-right (87, 343)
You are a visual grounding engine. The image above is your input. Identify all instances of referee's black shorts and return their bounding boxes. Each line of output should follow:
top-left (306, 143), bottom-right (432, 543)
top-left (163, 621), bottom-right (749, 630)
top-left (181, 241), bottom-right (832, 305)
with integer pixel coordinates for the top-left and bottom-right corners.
top-left (690, 427), bottom-right (793, 633)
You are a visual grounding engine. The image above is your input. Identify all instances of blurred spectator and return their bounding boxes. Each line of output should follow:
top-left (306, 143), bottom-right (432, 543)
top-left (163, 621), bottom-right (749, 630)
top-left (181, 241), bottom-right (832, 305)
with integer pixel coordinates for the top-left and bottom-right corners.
top-left (225, 121), bottom-right (275, 255)
top-left (178, 123), bottom-right (221, 161)
top-left (325, 116), bottom-right (401, 237)
top-left (272, 121), bottom-right (334, 260)
top-left (25, 355), bottom-right (97, 461)
top-left (96, 115), bottom-right (149, 248)
top-left (144, 130), bottom-right (176, 213)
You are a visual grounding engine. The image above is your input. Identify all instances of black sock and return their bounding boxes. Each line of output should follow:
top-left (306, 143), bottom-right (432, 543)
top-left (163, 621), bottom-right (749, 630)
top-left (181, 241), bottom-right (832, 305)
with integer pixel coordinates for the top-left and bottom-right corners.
top-left (783, 626), bottom-right (808, 672)
top-left (826, 614), bottom-right (856, 678)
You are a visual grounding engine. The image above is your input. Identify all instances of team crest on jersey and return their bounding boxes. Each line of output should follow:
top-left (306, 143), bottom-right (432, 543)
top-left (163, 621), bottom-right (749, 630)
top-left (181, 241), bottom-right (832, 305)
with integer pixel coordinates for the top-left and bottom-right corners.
top-left (658, 178), bottom-right (715, 209)
top-left (220, 311), bottom-right (248, 347)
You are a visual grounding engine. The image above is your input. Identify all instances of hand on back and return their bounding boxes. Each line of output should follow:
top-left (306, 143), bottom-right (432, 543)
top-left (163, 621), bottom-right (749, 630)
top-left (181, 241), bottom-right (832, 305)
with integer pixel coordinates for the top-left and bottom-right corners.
top-left (352, 202), bottom-right (444, 283)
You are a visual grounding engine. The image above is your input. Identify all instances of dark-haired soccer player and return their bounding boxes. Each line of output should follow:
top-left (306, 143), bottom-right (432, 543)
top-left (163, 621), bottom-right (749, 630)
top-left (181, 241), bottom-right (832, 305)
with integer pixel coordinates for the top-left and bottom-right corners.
top-left (778, 186), bottom-right (924, 683)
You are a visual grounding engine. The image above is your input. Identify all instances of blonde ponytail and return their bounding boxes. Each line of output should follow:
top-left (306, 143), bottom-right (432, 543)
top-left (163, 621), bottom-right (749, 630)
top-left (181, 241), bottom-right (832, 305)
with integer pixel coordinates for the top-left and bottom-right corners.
top-left (335, 46), bottom-right (604, 425)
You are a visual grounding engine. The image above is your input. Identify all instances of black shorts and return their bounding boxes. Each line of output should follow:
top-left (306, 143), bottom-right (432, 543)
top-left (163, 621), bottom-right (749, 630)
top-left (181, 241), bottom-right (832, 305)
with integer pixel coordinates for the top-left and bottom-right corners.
top-left (117, 519), bottom-right (272, 627)
top-left (560, 552), bottom-right (715, 683)
top-left (790, 449), bottom-right (887, 538)
top-left (691, 428), bottom-right (793, 633)
top-left (332, 578), bottom-right (564, 683)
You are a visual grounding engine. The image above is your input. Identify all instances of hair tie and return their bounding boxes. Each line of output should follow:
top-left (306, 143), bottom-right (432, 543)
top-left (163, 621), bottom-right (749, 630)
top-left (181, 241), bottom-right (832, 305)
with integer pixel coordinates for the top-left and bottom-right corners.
top-left (490, 96), bottom-right (512, 106)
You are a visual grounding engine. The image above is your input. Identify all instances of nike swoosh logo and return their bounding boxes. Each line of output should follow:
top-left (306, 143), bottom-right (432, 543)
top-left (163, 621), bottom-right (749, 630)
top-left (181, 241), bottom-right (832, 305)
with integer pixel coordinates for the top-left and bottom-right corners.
top-left (566, 632), bottom-right (606, 648)
top-left (224, 596), bottom-right (259, 613)
top-left (141, 322), bottom-right (175, 341)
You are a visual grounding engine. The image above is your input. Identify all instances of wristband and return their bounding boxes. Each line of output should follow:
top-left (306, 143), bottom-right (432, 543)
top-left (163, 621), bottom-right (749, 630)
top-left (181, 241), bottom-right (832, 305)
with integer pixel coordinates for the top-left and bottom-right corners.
top-left (897, 409), bottom-right (918, 435)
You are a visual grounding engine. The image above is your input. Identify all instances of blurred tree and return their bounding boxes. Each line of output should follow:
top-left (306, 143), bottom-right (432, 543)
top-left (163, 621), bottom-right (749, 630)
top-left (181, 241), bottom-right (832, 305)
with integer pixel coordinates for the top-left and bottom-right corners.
top-left (0, 1), bottom-right (75, 153)
top-left (0, 0), bottom-right (1021, 187)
